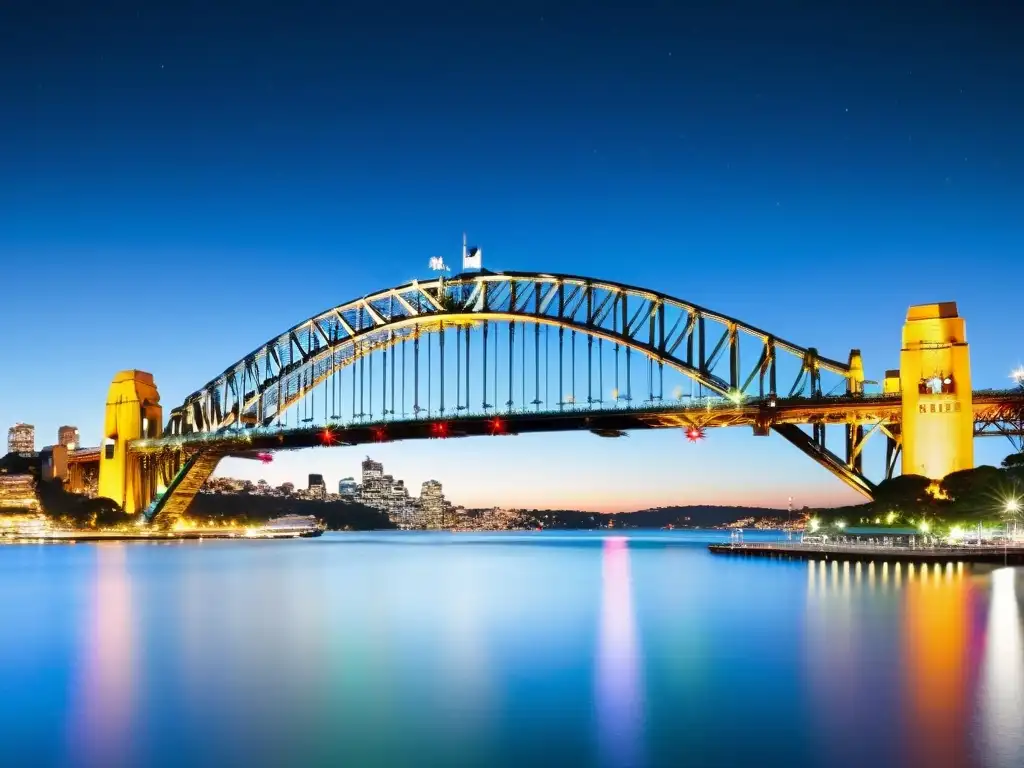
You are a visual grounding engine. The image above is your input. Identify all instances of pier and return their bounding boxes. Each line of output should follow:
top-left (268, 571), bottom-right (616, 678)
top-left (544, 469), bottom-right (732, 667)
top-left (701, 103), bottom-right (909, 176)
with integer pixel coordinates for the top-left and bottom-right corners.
top-left (708, 541), bottom-right (1024, 566)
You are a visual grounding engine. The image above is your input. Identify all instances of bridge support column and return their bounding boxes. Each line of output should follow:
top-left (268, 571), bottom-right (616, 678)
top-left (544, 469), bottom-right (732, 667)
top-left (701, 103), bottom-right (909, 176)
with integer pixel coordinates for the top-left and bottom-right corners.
top-left (899, 304), bottom-right (973, 480)
top-left (97, 370), bottom-right (163, 515)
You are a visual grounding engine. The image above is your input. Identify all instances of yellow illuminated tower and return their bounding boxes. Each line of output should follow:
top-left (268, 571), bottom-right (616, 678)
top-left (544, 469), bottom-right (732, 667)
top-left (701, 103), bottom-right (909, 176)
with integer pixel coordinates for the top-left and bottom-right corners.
top-left (899, 303), bottom-right (973, 480)
top-left (97, 370), bottom-right (163, 514)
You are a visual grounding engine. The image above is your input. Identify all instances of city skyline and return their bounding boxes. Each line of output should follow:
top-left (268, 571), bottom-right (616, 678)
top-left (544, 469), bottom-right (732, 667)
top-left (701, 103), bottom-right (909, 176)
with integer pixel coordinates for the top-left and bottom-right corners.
top-left (2, 2), bottom-right (1022, 511)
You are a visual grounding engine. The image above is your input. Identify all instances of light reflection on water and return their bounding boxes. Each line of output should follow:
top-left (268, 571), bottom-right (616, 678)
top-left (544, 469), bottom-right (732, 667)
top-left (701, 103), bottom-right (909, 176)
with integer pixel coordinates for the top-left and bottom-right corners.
top-left (66, 544), bottom-right (134, 767)
top-left (596, 537), bottom-right (643, 767)
top-left (0, 531), bottom-right (1021, 767)
top-left (979, 567), bottom-right (1024, 768)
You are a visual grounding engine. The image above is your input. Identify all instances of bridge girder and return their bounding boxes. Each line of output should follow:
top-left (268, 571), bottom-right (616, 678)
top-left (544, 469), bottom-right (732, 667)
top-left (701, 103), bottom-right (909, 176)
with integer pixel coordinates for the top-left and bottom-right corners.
top-left (166, 271), bottom-right (858, 436)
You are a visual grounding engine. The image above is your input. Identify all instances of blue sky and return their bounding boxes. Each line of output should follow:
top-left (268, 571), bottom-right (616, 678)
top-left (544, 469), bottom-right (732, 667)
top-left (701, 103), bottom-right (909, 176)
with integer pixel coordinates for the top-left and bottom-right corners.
top-left (1, 2), bottom-right (1022, 510)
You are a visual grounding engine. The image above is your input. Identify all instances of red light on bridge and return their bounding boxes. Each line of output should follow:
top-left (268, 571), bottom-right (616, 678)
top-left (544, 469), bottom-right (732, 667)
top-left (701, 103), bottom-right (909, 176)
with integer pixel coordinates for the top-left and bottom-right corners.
top-left (256, 452), bottom-right (273, 464)
top-left (489, 417), bottom-right (505, 435)
top-left (320, 429), bottom-right (336, 446)
top-left (686, 427), bottom-right (706, 443)
top-left (432, 422), bottom-right (449, 438)
top-left (373, 427), bottom-right (388, 442)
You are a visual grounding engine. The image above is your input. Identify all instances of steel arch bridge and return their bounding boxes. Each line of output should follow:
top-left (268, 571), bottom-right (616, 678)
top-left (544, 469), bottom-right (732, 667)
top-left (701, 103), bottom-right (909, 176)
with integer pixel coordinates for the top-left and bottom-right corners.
top-left (98, 270), bottom-right (1022, 521)
top-left (120, 270), bottom-right (885, 520)
top-left (165, 270), bottom-right (861, 436)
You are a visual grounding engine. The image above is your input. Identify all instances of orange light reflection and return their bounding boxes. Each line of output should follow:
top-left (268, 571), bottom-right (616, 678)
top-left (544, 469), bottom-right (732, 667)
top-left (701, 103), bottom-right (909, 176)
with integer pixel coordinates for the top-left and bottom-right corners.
top-left (902, 560), bottom-right (971, 767)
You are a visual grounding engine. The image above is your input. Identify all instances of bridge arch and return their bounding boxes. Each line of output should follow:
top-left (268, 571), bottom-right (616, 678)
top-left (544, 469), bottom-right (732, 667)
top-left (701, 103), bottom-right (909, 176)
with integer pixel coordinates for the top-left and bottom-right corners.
top-left (130, 271), bottom-right (880, 522)
top-left (167, 271), bottom-right (860, 436)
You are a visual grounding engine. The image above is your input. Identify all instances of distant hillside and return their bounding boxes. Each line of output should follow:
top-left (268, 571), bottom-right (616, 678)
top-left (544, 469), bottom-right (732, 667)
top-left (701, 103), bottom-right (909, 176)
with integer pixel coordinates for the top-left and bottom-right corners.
top-left (526, 505), bottom-right (790, 529)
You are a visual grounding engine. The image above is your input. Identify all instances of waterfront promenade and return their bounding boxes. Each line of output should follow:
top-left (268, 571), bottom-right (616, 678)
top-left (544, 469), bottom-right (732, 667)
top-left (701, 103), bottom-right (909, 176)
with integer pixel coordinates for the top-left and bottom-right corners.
top-left (0, 529), bottom-right (245, 543)
top-left (709, 540), bottom-right (1024, 565)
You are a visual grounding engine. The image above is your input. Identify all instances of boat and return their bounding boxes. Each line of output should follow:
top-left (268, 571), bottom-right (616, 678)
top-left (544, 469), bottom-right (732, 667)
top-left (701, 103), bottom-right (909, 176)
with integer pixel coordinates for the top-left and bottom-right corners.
top-left (248, 515), bottom-right (325, 539)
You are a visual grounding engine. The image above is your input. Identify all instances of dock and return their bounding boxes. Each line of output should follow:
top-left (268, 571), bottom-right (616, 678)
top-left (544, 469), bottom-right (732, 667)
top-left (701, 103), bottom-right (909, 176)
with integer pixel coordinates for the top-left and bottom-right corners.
top-left (708, 541), bottom-right (1024, 566)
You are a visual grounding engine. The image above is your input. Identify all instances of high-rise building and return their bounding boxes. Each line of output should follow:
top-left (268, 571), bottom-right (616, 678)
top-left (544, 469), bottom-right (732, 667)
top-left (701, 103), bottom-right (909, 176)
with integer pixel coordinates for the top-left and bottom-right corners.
top-left (308, 474), bottom-right (326, 500)
top-left (386, 478), bottom-right (410, 522)
top-left (360, 457), bottom-right (387, 508)
top-left (420, 479), bottom-right (445, 528)
top-left (338, 477), bottom-right (358, 498)
top-left (57, 426), bottom-right (80, 451)
top-left (7, 424), bottom-right (35, 456)
top-left (361, 457), bottom-right (383, 483)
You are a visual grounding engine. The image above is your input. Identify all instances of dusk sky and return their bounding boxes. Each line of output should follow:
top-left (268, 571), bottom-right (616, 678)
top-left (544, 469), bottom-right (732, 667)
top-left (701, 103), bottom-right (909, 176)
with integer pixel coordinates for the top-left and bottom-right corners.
top-left (2, 2), bottom-right (1022, 511)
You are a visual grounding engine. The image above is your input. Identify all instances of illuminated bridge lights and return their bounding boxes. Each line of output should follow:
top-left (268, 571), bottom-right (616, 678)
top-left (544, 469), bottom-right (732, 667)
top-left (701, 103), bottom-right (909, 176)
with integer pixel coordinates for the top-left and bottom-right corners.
top-left (372, 427), bottom-right (389, 442)
top-left (686, 426), bottom-right (706, 443)
top-left (431, 422), bottom-right (449, 438)
top-left (489, 417), bottom-right (506, 435)
top-left (320, 428), bottom-right (336, 446)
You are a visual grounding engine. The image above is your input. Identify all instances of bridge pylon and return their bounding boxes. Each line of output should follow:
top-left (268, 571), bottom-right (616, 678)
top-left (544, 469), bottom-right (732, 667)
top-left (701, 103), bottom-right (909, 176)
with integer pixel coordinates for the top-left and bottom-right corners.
top-left (97, 370), bottom-right (164, 515)
top-left (898, 303), bottom-right (974, 480)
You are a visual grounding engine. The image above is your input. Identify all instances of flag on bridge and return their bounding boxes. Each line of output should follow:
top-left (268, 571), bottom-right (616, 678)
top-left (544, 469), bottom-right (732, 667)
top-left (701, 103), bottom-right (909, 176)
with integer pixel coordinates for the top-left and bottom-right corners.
top-left (462, 233), bottom-right (482, 270)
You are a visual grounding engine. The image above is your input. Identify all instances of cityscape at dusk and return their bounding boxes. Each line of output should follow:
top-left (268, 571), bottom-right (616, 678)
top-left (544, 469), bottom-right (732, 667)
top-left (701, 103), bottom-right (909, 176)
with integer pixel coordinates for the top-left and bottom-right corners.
top-left (3, 3), bottom-right (1023, 513)
top-left (2, 2), bottom-right (1023, 766)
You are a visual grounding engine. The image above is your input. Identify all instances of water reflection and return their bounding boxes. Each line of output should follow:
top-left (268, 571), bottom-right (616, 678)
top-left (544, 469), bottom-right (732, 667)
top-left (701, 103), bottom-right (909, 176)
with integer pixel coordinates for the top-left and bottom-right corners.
top-left (67, 544), bottom-right (134, 766)
top-left (807, 558), bottom-right (967, 593)
top-left (595, 536), bottom-right (644, 767)
top-left (804, 558), bottom-right (979, 767)
top-left (979, 568), bottom-right (1024, 767)
top-left (804, 560), bottom-right (860, 761)
top-left (903, 560), bottom-right (972, 767)
top-left (4, 532), bottom-right (1022, 767)
top-left (433, 551), bottom-right (495, 759)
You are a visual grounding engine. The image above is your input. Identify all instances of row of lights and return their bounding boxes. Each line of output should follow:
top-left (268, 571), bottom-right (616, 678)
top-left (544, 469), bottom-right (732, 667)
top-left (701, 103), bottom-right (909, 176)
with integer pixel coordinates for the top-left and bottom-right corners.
top-left (315, 418), bottom-right (510, 446)
top-left (808, 499), bottom-right (1021, 536)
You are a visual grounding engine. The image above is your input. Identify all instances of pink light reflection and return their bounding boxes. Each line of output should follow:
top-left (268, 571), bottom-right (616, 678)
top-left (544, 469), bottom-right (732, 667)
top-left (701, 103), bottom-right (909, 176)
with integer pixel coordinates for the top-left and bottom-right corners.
top-left (67, 544), bottom-right (134, 765)
top-left (595, 536), bottom-right (644, 766)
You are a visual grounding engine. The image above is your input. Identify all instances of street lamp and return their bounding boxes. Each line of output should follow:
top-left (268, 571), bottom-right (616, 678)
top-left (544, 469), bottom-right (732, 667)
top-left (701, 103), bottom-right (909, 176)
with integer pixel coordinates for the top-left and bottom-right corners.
top-left (1004, 497), bottom-right (1021, 540)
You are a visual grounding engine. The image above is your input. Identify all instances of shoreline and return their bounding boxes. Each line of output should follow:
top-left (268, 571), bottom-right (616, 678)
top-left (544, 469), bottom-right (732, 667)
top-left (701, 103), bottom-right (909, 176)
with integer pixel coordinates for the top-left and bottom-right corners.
top-left (1, 531), bottom-right (248, 543)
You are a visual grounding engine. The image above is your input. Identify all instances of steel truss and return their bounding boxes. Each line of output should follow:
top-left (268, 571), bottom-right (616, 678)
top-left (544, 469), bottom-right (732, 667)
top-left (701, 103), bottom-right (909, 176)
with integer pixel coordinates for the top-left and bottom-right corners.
top-left (153, 271), bottom-right (883, 495)
top-left (973, 389), bottom-right (1024, 452)
top-left (167, 271), bottom-right (859, 423)
top-left (148, 274), bottom-right (1024, 500)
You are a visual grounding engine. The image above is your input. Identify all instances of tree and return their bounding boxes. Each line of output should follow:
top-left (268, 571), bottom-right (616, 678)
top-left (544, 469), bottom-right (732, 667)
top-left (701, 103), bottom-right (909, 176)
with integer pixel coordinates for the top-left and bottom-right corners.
top-left (85, 497), bottom-right (127, 528)
top-left (940, 466), bottom-right (1004, 502)
top-left (872, 475), bottom-right (932, 509)
top-left (1002, 453), bottom-right (1024, 469)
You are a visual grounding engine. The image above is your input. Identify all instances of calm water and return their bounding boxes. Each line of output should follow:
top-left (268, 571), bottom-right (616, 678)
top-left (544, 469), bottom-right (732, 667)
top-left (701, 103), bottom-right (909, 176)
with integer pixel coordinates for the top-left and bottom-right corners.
top-left (1, 531), bottom-right (1022, 767)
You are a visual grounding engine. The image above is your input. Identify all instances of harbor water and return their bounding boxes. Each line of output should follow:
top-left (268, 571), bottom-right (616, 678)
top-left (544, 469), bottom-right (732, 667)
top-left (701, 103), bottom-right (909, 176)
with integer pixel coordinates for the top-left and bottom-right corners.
top-left (1, 530), bottom-right (1021, 767)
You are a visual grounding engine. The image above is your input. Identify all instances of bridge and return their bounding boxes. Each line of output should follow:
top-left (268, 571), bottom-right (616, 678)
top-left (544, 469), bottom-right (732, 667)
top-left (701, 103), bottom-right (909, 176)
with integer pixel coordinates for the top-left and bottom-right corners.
top-left (81, 269), bottom-right (1023, 522)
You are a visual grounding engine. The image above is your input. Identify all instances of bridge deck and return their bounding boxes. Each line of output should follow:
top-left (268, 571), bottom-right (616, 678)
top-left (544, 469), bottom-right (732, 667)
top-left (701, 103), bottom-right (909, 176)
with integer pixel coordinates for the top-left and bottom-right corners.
top-left (130, 391), bottom-right (1022, 455)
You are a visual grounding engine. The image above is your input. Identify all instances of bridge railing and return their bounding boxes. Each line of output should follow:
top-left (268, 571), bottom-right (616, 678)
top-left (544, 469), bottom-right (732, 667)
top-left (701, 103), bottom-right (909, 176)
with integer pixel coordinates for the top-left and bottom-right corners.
top-left (138, 391), bottom-right (909, 450)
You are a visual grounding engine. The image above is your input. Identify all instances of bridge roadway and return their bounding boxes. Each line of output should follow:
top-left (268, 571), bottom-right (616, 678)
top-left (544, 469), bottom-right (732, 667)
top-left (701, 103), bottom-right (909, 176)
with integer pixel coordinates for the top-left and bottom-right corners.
top-left (66, 388), bottom-right (1023, 495)
top-left (57, 387), bottom-right (999, 522)
top-left (126, 389), bottom-right (1024, 455)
